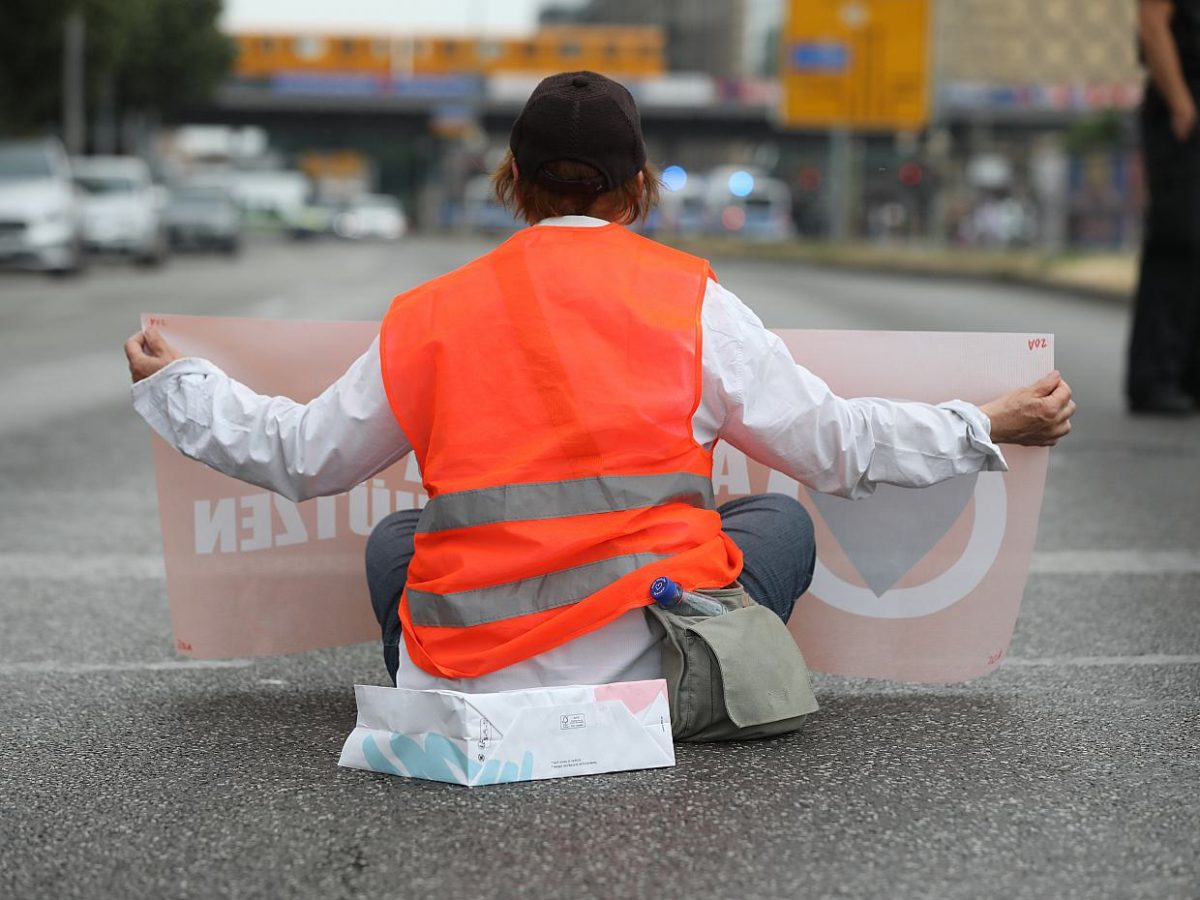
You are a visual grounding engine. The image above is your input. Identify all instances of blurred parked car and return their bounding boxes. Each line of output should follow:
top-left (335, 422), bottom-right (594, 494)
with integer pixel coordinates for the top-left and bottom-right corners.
top-left (333, 194), bottom-right (407, 240)
top-left (232, 169), bottom-right (310, 222)
top-left (0, 138), bottom-right (85, 275)
top-left (165, 183), bottom-right (241, 254)
top-left (72, 156), bottom-right (168, 266)
top-left (462, 175), bottom-right (521, 234)
top-left (703, 167), bottom-right (793, 241)
top-left (655, 172), bottom-right (710, 236)
top-left (284, 203), bottom-right (336, 240)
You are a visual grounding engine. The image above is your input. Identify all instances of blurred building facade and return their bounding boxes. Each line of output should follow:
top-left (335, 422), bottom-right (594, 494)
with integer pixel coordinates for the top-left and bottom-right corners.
top-left (540, 0), bottom-right (746, 78)
top-left (937, 0), bottom-right (1138, 86)
top-left (193, 0), bottom-right (1150, 247)
top-left (933, 0), bottom-right (1142, 122)
top-left (233, 26), bottom-right (666, 81)
top-left (924, 0), bottom-right (1143, 251)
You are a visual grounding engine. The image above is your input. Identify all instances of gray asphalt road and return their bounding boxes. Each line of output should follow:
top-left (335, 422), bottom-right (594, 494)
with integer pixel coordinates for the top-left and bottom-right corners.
top-left (1, 236), bottom-right (1197, 900)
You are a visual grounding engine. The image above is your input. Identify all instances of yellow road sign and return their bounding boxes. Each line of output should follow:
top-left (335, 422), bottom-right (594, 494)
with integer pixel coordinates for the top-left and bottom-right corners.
top-left (780, 0), bottom-right (931, 131)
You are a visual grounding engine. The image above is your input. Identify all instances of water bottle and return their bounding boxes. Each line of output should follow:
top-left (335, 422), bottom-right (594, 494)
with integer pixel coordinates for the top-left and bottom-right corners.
top-left (650, 576), bottom-right (727, 617)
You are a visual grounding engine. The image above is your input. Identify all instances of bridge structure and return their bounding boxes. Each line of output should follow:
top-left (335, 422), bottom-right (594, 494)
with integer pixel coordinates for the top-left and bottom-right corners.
top-left (178, 70), bottom-right (1136, 239)
top-left (180, 76), bottom-right (821, 226)
top-left (191, 78), bottom-right (790, 146)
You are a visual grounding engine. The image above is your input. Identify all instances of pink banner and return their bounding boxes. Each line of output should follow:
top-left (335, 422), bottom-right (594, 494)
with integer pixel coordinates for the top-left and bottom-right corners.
top-left (143, 314), bottom-right (1051, 682)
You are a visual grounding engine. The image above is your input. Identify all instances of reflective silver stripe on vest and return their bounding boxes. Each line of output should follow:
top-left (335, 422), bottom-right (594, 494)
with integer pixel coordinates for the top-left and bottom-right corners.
top-left (407, 552), bottom-right (670, 628)
top-left (415, 472), bottom-right (715, 534)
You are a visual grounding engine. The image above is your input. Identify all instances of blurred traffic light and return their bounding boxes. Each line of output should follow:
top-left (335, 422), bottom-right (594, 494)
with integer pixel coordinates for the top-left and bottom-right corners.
top-left (898, 161), bottom-right (924, 187)
top-left (798, 166), bottom-right (822, 193)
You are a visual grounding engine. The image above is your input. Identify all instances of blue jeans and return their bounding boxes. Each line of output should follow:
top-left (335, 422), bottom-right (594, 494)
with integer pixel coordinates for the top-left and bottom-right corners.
top-left (365, 493), bottom-right (817, 684)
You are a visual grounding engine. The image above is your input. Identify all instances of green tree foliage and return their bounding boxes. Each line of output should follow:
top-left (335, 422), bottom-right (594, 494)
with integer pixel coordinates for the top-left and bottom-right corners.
top-left (115, 0), bottom-right (233, 116)
top-left (0, 0), bottom-right (232, 136)
top-left (1064, 108), bottom-right (1127, 155)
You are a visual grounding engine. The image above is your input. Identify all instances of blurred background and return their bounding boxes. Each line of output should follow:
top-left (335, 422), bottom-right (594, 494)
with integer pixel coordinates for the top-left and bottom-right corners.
top-left (0, 0), bottom-right (1144, 287)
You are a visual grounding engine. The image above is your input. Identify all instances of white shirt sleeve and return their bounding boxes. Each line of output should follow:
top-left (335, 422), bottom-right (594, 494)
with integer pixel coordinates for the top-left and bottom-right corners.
top-left (691, 279), bottom-right (1008, 499)
top-left (131, 277), bottom-right (1005, 506)
top-left (130, 336), bottom-right (412, 502)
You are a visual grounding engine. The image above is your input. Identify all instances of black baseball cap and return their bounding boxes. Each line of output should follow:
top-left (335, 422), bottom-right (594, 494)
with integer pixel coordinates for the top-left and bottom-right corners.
top-left (509, 71), bottom-right (647, 195)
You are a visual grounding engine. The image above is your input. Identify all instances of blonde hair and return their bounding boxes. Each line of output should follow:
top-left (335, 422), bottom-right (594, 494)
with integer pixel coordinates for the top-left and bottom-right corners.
top-left (491, 150), bottom-right (661, 225)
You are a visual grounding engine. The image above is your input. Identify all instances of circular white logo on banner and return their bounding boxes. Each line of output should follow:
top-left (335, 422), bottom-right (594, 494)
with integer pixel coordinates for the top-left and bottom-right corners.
top-left (810, 473), bottom-right (1008, 619)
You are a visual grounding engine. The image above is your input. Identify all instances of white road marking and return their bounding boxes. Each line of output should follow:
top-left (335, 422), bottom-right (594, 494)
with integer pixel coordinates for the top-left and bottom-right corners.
top-left (247, 294), bottom-right (289, 318)
top-left (1003, 655), bottom-right (1200, 667)
top-left (0, 351), bottom-right (129, 435)
top-left (0, 552), bottom-right (358, 579)
top-left (0, 553), bottom-right (165, 580)
top-left (1, 655), bottom-right (1197, 679)
top-left (7, 550), bottom-right (1200, 580)
top-left (3, 550), bottom-right (1199, 581)
top-left (1029, 550), bottom-right (1200, 575)
top-left (0, 659), bottom-right (254, 675)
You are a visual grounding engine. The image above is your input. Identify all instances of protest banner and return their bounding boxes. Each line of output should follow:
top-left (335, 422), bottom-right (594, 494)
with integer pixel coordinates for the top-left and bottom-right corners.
top-left (713, 331), bottom-right (1051, 682)
top-left (143, 314), bottom-right (1051, 681)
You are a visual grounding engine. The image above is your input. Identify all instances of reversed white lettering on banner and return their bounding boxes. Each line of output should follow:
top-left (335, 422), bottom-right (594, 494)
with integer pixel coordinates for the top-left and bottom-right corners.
top-left (240, 493), bottom-right (272, 551)
top-left (274, 495), bottom-right (307, 546)
top-left (195, 499), bottom-right (237, 554)
top-left (316, 495), bottom-right (336, 540)
top-left (711, 443), bottom-right (751, 495)
top-left (193, 480), bottom-right (427, 554)
top-left (765, 468), bottom-right (803, 499)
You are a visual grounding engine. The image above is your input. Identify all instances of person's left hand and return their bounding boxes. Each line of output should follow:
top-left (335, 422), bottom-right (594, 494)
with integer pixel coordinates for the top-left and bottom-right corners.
top-left (980, 371), bottom-right (1076, 446)
top-left (124, 325), bottom-right (181, 383)
top-left (1171, 99), bottom-right (1198, 143)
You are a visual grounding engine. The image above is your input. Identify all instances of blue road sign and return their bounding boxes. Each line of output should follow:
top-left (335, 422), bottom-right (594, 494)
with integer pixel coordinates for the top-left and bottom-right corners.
top-left (789, 42), bottom-right (850, 73)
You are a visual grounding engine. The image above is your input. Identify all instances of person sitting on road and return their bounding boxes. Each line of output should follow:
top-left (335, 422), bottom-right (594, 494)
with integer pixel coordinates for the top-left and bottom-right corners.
top-left (125, 71), bottom-right (1076, 695)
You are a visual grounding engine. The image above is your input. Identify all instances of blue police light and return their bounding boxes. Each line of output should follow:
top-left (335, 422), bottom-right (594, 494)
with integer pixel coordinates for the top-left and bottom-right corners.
top-left (728, 170), bottom-right (755, 197)
top-left (662, 165), bottom-right (688, 192)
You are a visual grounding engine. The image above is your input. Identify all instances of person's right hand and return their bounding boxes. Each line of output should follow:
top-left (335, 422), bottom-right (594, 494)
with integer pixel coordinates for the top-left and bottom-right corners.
top-left (124, 325), bottom-right (181, 384)
top-left (980, 371), bottom-right (1076, 447)
top-left (1172, 100), bottom-right (1198, 142)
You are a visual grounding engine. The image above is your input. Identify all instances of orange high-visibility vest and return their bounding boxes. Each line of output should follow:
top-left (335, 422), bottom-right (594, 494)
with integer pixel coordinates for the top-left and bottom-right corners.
top-left (378, 222), bottom-right (743, 678)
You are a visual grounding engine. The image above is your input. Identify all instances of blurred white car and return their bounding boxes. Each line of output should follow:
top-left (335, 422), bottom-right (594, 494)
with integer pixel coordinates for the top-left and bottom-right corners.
top-left (165, 183), bottom-right (242, 254)
top-left (72, 156), bottom-right (168, 266)
top-left (333, 194), bottom-right (407, 240)
top-left (702, 167), bottom-right (794, 241)
top-left (0, 138), bottom-right (85, 275)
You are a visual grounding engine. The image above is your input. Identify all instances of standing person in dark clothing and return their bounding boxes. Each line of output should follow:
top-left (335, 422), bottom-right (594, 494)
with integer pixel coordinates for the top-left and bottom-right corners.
top-left (1129, 0), bottom-right (1200, 414)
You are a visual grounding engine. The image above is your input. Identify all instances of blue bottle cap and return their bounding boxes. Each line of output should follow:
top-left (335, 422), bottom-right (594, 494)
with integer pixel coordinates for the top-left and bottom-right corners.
top-left (650, 576), bottom-right (680, 607)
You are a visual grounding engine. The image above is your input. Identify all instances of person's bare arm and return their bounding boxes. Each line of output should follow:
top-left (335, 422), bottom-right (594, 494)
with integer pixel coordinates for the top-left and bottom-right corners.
top-left (980, 372), bottom-right (1076, 447)
top-left (1141, 0), bottom-right (1198, 141)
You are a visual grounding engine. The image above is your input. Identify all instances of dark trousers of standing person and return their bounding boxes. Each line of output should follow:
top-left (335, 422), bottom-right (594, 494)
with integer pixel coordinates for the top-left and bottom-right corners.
top-left (1128, 85), bottom-right (1200, 408)
top-left (365, 494), bottom-right (817, 685)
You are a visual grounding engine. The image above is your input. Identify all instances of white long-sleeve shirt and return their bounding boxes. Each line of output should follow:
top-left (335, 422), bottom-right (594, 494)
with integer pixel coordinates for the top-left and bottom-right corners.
top-left (133, 215), bottom-right (1007, 692)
